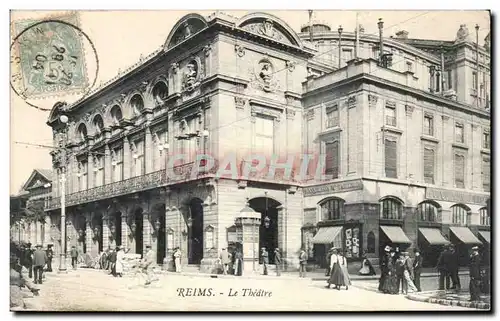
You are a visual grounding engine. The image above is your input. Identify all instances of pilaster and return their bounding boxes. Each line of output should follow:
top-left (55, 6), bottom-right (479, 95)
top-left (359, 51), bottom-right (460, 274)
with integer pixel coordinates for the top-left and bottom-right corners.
top-left (143, 211), bottom-right (152, 250)
top-left (104, 144), bottom-right (112, 185)
top-left (145, 126), bottom-right (153, 173)
top-left (85, 213), bottom-right (93, 255)
top-left (121, 212), bottom-right (129, 250)
top-left (102, 215), bottom-right (110, 250)
top-left (123, 136), bottom-right (131, 180)
top-left (87, 153), bottom-right (94, 189)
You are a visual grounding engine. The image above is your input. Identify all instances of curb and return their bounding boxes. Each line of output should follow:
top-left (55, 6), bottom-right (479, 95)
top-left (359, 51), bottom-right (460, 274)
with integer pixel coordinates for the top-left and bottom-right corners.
top-left (406, 292), bottom-right (491, 310)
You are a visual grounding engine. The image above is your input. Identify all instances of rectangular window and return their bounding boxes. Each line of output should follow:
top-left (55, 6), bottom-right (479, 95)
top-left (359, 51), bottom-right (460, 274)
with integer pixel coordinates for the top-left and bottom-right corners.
top-left (371, 46), bottom-right (379, 59)
top-left (112, 147), bottom-right (123, 182)
top-left (455, 123), bottom-right (464, 143)
top-left (132, 140), bottom-right (145, 177)
top-left (342, 48), bottom-right (353, 64)
top-left (423, 114), bottom-right (434, 136)
top-left (93, 155), bottom-right (104, 187)
top-left (472, 71), bottom-right (478, 90)
top-left (254, 115), bottom-right (274, 158)
top-left (325, 140), bottom-right (339, 179)
top-left (385, 139), bottom-right (397, 178)
top-left (483, 130), bottom-right (490, 149)
top-left (454, 154), bottom-right (465, 188)
top-left (423, 148), bottom-right (435, 184)
top-left (325, 103), bottom-right (339, 128)
top-left (385, 103), bottom-right (396, 127)
top-left (482, 157), bottom-right (490, 192)
top-left (78, 161), bottom-right (88, 191)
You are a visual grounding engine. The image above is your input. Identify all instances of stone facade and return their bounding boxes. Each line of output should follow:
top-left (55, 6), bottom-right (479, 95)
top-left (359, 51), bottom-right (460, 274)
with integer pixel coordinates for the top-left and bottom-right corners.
top-left (42, 12), bottom-right (490, 272)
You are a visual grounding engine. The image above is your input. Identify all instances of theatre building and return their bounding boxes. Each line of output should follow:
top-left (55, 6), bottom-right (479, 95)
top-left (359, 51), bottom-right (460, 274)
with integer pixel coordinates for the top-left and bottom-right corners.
top-left (44, 12), bottom-right (490, 272)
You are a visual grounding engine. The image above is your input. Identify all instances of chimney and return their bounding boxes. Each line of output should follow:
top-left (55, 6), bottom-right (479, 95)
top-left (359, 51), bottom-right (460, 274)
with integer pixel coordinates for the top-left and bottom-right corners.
top-left (395, 30), bottom-right (409, 39)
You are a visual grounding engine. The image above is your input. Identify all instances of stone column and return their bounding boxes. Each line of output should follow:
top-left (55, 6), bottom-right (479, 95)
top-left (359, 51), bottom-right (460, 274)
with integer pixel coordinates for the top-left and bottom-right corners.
top-left (235, 209), bottom-right (261, 275)
top-left (102, 215), bottom-right (110, 250)
top-left (123, 136), bottom-right (131, 180)
top-left (121, 212), bottom-right (129, 250)
top-left (143, 211), bottom-right (152, 251)
top-left (85, 213), bottom-right (93, 256)
top-left (104, 144), bottom-right (112, 185)
top-left (145, 126), bottom-right (153, 174)
top-left (276, 205), bottom-right (284, 254)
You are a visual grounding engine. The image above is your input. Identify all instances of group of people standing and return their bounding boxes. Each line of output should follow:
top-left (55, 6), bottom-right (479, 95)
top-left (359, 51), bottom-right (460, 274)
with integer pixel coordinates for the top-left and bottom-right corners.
top-left (378, 245), bottom-right (421, 295)
top-left (325, 248), bottom-right (351, 290)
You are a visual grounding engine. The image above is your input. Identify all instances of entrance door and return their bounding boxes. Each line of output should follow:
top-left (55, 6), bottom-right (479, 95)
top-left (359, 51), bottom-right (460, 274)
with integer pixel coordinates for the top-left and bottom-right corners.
top-left (157, 212), bottom-right (166, 264)
top-left (135, 209), bottom-right (143, 256)
top-left (249, 197), bottom-right (281, 265)
top-left (188, 198), bottom-right (204, 265)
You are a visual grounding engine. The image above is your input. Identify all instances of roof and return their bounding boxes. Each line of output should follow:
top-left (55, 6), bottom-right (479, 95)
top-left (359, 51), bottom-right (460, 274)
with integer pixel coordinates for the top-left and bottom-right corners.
top-left (35, 169), bottom-right (53, 182)
top-left (22, 169), bottom-right (53, 191)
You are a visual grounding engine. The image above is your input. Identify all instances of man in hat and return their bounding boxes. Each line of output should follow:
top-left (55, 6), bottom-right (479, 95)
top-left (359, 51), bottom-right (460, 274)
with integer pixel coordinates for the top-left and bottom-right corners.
top-left (448, 245), bottom-right (461, 290)
top-left (469, 246), bottom-right (482, 301)
top-left (70, 245), bottom-right (79, 270)
top-left (412, 248), bottom-right (423, 292)
top-left (32, 244), bottom-right (47, 284)
top-left (46, 244), bottom-right (54, 272)
top-left (325, 247), bottom-right (335, 276)
top-left (22, 243), bottom-right (34, 279)
top-left (219, 247), bottom-right (231, 275)
top-left (298, 248), bottom-right (308, 278)
top-left (142, 245), bottom-right (156, 285)
top-left (378, 245), bottom-right (392, 292)
top-left (274, 248), bottom-right (282, 277)
top-left (261, 247), bottom-right (269, 275)
top-left (436, 245), bottom-right (451, 290)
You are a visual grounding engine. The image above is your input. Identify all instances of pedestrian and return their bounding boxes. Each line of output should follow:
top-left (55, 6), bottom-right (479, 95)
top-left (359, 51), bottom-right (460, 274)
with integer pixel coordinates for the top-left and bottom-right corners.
top-left (378, 245), bottom-right (391, 292)
top-left (10, 255), bottom-right (39, 309)
top-left (23, 243), bottom-right (34, 279)
top-left (173, 247), bottom-right (182, 273)
top-left (436, 246), bottom-right (451, 290)
top-left (220, 247), bottom-right (231, 275)
top-left (261, 247), bottom-right (269, 275)
top-left (326, 248), bottom-right (339, 289)
top-left (402, 252), bottom-right (418, 293)
top-left (46, 244), bottom-right (53, 272)
top-left (325, 247), bottom-right (334, 276)
top-left (115, 246), bottom-right (125, 277)
top-left (298, 248), bottom-right (307, 278)
top-left (32, 244), bottom-right (47, 285)
top-left (469, 246), bottom-right (482, 302)
top-left (70, 245), bottom-right (79, 270)
top-left (326, 248), bottom-right (350, 290)
top-left (382, 249), bottom-right (398, 294)
top-left (338, 250), bottom-right (351, 290)
top-left (359, 252), bottom-right (376, 276)
top-left (274, 248), bottom-right (282, 276)
top-left (142, 245), bottom-right (156, 285)
top-left (412, 249), bottom-right (423, 292)
top-left (395, 253), bottom-right (407, 294)
top-left (448, 245), bottom-right (461, 290)
top-left (233, 247), bottom-right (243, 276)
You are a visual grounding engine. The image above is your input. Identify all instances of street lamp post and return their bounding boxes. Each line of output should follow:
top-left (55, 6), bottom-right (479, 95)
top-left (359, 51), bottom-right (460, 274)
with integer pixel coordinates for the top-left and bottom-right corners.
top-left (58, 115), bottom-right (69, 273)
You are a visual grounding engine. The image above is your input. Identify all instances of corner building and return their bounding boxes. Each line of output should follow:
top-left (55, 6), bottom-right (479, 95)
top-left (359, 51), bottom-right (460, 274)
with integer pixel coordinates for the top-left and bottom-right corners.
top-left (45, 12), bottom-right (490, 272)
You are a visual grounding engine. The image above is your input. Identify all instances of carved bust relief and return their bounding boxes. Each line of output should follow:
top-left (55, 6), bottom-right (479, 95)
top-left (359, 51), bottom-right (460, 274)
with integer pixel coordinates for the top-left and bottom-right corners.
top-left (251, 58), bottom-right (279, 93)
top-left (182, 59), bottom-right (200, 92)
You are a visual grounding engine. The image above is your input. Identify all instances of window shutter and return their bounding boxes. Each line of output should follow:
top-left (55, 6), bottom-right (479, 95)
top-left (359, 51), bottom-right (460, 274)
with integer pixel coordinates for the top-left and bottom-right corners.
top-left (454, 154), bottom-right (465, 188)
top-left (325, 141), bottom-right (339, 178)
top-left (385, 139), bottom-right (397, 178)
top-left (423, 148), bottom-right (435, 183)
top-left (482, 158), bottom-right (490, 191)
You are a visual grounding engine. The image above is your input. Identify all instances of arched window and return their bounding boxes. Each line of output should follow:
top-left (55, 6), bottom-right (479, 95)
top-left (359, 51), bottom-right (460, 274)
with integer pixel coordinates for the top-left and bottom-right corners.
top-left (367, 231), bottom-right (376, 254)
top-left (451, 204), bottom-right (470, 226)
top-left (152, 81), bottom-right (168, 104)
top-left (380, 197), bottom-right (403, 219)
top-left (479, 207), bottom-right (490, 226)
top-left (77, 124), bottom-right (88, 142)
top-left (93, 115), bottom-right (104, 135)
top-left (130, 94), bottom-right (144, 115)
top-left (417, 201), bottom-right (440, 222)
top-left (319, 198), bottom-right (345, 221)
top-left (110, 105), bottom-right (123, 125)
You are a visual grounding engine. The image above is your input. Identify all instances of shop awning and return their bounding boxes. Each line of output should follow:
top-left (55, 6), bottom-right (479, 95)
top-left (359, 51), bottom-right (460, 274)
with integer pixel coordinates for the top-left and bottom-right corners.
top-left (380, 225), bottom-right (411, 244)
top-left (418, 228), bottom-right (450, 245)
top-left (312, 226), bottom-right (342, 244)
top-left (449, 226), bottom-right (481, 245)
top-left (478, 231), bottom-right (490, 244)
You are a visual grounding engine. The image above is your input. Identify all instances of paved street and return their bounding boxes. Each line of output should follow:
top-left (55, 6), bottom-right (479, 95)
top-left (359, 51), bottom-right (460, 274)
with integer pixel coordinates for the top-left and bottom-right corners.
top-left (21, 269), bottom-right (478, 312)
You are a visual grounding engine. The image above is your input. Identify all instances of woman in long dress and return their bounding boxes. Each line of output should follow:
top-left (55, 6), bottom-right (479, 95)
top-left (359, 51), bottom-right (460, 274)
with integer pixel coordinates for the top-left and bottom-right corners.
top-left (338, 251), bottom-right (352, 290)
top-left (326, 249), bottom-right (348, 290)
top-left (382, 250), bottom-right (398, 294)
top-left (115, 246), bottom-right (125, 277)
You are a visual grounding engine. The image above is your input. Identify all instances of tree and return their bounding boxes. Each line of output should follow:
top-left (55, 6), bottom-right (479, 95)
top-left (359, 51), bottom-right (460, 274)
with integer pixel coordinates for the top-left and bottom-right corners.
top-left (24, 199), bottom-right (46, 223)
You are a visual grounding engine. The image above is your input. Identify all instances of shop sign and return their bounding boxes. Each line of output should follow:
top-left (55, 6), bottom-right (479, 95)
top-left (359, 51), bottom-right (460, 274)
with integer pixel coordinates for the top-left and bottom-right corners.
top-left (303, 179), bottom-right (363, 197)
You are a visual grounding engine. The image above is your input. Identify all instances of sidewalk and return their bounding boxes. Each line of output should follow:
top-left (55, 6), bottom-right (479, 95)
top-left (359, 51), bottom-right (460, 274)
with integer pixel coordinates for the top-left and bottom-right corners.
top-left (407, 290), bottom-right (490, 310)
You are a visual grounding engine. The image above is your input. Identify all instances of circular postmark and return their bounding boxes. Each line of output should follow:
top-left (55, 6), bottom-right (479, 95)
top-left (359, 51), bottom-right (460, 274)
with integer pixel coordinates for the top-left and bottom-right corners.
top-left (10, 15), bottom-right (99, 111)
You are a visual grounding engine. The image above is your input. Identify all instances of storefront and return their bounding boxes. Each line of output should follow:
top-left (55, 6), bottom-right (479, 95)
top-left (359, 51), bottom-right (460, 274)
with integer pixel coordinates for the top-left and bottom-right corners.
top-left (448, 226), bottom-right (481, 266)
top-left (417, 227), bottom-right (450, 267)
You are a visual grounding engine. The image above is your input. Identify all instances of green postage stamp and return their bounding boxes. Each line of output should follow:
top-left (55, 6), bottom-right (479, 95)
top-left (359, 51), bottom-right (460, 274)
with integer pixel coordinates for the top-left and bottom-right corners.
top-left (11, 12), bottom-right (89, 100)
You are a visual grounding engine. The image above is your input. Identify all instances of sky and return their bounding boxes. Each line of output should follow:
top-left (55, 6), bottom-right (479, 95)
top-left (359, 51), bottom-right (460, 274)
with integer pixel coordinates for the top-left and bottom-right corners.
top-left (9, 9), bottom-right (490, 194)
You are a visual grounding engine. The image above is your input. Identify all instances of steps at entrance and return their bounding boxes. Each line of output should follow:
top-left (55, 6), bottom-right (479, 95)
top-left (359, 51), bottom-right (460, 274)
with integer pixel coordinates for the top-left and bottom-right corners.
top-left (183, 265), bottom-right (201, 273)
